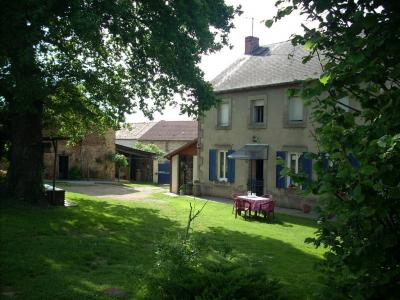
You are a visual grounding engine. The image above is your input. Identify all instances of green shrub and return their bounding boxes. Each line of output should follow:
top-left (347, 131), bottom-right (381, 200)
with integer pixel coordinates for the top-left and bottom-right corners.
top-left (146, 238), bottom-right (282, 300)
top-left (68, 166), bottom-right (82, 180)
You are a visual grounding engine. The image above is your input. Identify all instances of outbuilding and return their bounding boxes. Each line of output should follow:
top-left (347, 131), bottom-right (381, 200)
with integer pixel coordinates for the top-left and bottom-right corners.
top-left (164, 139), bottom-right (198, 194)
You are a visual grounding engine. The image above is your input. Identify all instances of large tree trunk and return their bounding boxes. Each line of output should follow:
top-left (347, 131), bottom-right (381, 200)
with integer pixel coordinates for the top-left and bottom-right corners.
top-left (7, 108), bottom-right (44, 203)
top-left (6, 43), bottom-right (45, 204)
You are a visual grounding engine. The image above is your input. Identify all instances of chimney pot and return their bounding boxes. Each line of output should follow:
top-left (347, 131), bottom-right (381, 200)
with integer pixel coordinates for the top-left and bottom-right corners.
top-left (245, 36), bottom-right (259, 55)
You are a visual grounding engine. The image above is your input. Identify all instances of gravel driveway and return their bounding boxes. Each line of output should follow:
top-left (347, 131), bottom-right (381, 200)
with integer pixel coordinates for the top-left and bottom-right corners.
top-left (61, 182), bottom-right (167, 200)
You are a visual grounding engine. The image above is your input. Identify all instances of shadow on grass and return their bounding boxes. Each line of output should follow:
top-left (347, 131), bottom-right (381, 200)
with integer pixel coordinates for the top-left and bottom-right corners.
top-left (1, 197), bottom-right (323, 299)
top-left (0, 198), bottom-right (181, 299)
top-left (194, 226), bottom-right (324, 299)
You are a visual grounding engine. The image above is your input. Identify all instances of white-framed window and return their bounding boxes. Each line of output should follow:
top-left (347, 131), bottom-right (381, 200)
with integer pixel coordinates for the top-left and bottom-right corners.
top-left (337, 97), bottom-right (350, 112)
top-left (217, 150), bottom-right (228, 181)
top-left (218, 102), bottom-right (230, 127)
top-left (253, 100), bottom-right (264, 124)
top-left (286, 152), bottom-right (304, 187)
top-left (288, 97), bottom-right (304, 122)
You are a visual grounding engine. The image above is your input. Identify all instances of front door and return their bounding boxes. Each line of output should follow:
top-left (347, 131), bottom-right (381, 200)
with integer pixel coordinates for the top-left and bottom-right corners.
top-left (248, 159), bottom-right (264, 195)
top-left (158, 161), bottom-right (170, 184)
top-left (58, 156), bottom-right (69, 179)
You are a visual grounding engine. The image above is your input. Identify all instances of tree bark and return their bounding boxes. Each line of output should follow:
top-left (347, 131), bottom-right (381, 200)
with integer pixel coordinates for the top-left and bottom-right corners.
top-left (6, 42), bottom-right (45, 204)
top-left (7, 101), bottom-right (44, 203)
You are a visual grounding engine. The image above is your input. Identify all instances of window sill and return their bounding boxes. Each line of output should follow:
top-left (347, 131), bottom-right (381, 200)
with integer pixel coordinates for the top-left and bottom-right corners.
top-left (212, 180), bottom-right (230, 185)
top-left (215, 125), bottom-right (231, 130)
top-left (283, 121), bottom-right (307, 128)
top-left (248, 123), bottom-right (267, 129)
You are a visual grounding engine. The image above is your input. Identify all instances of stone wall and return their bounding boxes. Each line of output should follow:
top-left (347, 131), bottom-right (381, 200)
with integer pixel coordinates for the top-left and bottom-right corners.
top-left (43, 130), bottom-right (115, 180)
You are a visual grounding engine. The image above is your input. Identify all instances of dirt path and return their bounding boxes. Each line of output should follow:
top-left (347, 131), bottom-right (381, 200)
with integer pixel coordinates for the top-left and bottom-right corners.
top-left (63, 183), bottom-right (167, 200)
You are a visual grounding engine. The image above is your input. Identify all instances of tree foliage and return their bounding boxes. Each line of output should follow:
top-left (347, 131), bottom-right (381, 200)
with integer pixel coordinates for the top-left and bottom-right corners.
top-left (269, 0), bottom-right (400, 298)
top-left (0, 0), bottom-right (239, 202)
top-left (133, 141), bottom-right (164, 160)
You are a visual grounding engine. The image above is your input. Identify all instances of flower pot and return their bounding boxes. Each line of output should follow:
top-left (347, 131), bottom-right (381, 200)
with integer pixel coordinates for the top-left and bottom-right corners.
top-left (302, 203), bottom-right (311, 214)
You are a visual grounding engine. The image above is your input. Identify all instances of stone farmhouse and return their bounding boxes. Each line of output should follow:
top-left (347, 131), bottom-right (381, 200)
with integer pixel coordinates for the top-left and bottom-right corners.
top-left (196, 36), bottom-right (353, 209)
top-left (43, 130), bottom-right (115, 180)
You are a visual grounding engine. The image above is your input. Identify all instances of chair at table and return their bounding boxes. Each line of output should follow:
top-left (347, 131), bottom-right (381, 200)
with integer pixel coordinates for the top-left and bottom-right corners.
top-left (260, 200), bottom-right (275, 221)
top-left (235, 199), bottom-right (252, 219)
top-left (231, 192), bottom-right (240, 213)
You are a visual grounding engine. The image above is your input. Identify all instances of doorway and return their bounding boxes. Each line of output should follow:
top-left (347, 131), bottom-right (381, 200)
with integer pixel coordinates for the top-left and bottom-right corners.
top-left (248, 159), bottom-right (264, 195)
top-left (58, 155), bottom-right (69, 179)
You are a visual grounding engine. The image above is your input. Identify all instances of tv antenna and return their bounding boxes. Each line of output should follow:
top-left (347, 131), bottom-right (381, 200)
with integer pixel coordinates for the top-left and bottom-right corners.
top-left (245, 16), bottom-right (255, 36)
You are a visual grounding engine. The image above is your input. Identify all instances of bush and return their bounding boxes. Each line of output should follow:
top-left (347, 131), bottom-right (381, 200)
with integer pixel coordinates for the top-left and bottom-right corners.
top-left (68, 166), bottom-right (82, 180)
top-left (145, 237), bottom-right (282, 300)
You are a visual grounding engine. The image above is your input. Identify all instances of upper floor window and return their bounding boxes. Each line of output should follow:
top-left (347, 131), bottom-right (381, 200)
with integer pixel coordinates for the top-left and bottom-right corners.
top-left (218, 102), bottom-right (230, 127)
top-left (288, 97), bottom-right (303, 122)
top-left (218, 150), bottom-right (228, 181)
top-left (253, 100), bottom-right (264, 124)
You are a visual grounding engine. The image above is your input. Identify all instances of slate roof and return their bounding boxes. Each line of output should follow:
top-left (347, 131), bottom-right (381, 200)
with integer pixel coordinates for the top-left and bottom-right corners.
top-left (140, 120), bottom-right (197, 141)
top-left (115, 139), bottom-right (136, 148)
top-left (116, 122), bottom-right (157, 139)
top-left (211, 40), bottom-right (322, 93)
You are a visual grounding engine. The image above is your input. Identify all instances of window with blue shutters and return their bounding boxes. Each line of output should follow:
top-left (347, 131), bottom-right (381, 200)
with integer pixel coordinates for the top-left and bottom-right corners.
top-left (276, 151), bottom-right (312, 189)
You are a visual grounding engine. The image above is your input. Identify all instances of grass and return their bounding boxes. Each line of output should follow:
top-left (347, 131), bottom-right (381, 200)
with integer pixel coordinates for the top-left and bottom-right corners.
top-left (0, 188), bottom-right (326, 299)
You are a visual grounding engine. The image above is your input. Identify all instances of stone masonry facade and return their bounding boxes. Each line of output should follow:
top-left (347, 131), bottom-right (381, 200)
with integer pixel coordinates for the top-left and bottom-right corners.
top-left (43, 130), bottom-right (115, 180)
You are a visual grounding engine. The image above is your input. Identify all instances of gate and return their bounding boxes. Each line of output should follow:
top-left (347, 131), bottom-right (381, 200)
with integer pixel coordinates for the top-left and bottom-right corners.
top-left (158, 161), bottom-right (170, 184)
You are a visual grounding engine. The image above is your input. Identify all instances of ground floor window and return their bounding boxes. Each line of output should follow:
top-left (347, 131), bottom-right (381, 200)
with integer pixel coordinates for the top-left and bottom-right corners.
top-left (217, 150), bottom-right (228, 182)
top-left (286, 152), bottom-right (304, 187)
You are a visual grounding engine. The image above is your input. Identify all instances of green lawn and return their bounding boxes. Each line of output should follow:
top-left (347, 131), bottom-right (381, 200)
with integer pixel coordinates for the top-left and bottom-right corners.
top-left (0, 189), bottom-right (325, 299)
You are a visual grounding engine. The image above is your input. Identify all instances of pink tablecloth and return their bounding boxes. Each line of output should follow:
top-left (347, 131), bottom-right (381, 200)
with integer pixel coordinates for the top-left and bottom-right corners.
top-left (237, 195), bottom-right (272, 211)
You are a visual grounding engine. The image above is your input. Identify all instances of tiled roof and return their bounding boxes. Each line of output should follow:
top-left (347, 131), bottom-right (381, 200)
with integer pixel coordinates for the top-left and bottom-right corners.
top-left (115, 139), bottom-right (137, 148)
top-left (211, 40), bottom-right (322, 92)
top-left (140, 120), bottom-right (197, 141)
top-left (116, 122), bottom-right (157, 139)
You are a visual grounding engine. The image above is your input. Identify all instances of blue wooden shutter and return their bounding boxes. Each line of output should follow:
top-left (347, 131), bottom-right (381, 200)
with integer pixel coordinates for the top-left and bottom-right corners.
top-left (321, 153), bottom-right (329, 169)
top-left (276, 151), bottom-right (286, 188)
top-left (302, 152), bottom-right (313, 190)
top-left (348, 153), bottom-right (360, 168)
top-left (227, 150), bottom-right (235, 183)
top-left (209, 149), bottom-right (217, 181)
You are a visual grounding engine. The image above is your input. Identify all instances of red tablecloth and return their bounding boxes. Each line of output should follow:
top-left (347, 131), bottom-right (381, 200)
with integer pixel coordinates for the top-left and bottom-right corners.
top-left (237, 195), bottom-right (272, 211)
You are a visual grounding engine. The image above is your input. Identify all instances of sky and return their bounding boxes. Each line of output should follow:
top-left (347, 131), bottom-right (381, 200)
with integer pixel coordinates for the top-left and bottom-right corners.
top-left (126, 0), bottom-right (307, 123)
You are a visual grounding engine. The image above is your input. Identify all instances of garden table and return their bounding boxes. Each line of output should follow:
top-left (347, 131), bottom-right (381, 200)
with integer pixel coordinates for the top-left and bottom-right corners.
top-left (237, 195), bottom-right (272, 213)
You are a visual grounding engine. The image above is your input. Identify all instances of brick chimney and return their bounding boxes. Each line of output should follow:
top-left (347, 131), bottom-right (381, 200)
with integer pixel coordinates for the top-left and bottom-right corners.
top-left (245, 36), bottom-right (259, 55)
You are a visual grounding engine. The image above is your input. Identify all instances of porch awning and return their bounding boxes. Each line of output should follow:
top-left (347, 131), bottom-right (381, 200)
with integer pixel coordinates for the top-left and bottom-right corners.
top-left (228, 144), bottom-right (269, 160)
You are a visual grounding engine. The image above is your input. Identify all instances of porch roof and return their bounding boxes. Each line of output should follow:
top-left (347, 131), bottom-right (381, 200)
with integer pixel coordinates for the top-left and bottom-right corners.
top-left (228, 144), bottom-right (269, 160)
top-left (164, 139), bottom-right (198, 159)
top-left (115, 143), bottom-right (155, 158)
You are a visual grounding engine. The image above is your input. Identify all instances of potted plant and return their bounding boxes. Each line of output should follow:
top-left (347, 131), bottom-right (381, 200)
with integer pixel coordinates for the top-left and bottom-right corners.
top-left (302, 202), bottom-right (311, 214)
